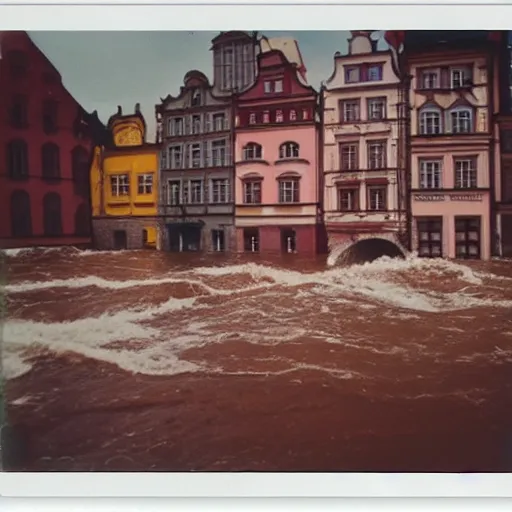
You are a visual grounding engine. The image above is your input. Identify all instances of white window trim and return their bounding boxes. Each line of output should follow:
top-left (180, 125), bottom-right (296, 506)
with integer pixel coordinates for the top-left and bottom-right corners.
top-left (367, 186), bottom-right (387, 211)
top-left (243, 143), bottom-right (262, 161)
top-left (274, 79), bottom-right (283, 93)
top-left (110, 174), bottom-right (130, 196)
top-left (454, 158), bottom-right (477, 188)
top-left (190, 143), bottom-right (202, 168)
top-left (421, 69), bottom-right (439, 89)
top-left (169, 144), bottom-right (183, 170)
top-left (188, 179), bottom-right (204, 204)
top-left (167, 179), bottom-right (182, 205)
top-left (210, 177), bottom-right (230, 203)
top-left (448, 107), bottom-right (473, 134)
top-left (279, 142), bottom-right (299, 159)
top-left (343, 101), bottom-right (360, 122)
top-left (278, 179), bottom-right (300, 203)
top-left (419, 108), bottom-right (443, 135)
top-left (367, 98), bottom-right (386, 121)
top-left (137, 173), bottom-right (153, 195)
top-left (450, 67), bottom-right (471, 89)
top-left (419, 160), bottom-right (443, 189)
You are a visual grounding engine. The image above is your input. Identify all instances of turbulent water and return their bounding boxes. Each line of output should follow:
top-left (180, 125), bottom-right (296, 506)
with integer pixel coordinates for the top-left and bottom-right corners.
top-left (2, 247), bottom-right (512, 471)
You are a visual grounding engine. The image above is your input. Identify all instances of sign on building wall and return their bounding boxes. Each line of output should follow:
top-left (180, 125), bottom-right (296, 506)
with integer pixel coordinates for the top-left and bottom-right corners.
top-left (413, 193), bottom-right (484, 202)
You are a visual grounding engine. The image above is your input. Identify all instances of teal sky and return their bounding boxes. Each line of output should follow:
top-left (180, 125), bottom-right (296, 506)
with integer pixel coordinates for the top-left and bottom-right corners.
top-left (29, 31), bottom-right (385, 140)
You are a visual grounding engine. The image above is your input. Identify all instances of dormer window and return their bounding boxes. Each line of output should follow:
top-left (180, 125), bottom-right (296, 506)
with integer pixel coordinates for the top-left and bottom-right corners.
top-left (451, 67), bottom-right (472, 89)
top-left (302, 109), bottom-right (309, 121)
top-left (249, 113), bottom-right (256, 124)
top-left (345, 66), bottom-right (360, 83)
top-left (191, 89), bottom-right (202, 107)
top-left (264, 81), bottom-right (272, 94)
top-left (276, 110), bottom-right (284, 123)
top-left (274, 80), bottom-right (283, 93)
top-left (263, 111), bottom-right (270, 123)
top-left (367, 65), bottom-right (382, 81)
top-left (289, 110), bottom-right (297, 121)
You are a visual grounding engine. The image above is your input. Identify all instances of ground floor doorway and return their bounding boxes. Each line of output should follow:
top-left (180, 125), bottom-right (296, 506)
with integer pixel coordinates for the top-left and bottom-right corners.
top-left (454, 216), bottom-right (481, 260)
top-left (281, 228), bottom-right (296, 253)
top-left (113, 230), bottom-right (127, 250)
top-left (416, 217), bottom-right (443, 258)
top-left (167, 223), bottom-right (202, 252)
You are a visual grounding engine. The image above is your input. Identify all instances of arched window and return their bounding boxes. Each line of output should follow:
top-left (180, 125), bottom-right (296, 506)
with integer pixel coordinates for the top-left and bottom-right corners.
top-left (449, 107), bottom-right (473, 134)
top-left (279, 141), bottom-right (300, 159)
top-left (419, 107), bottom-right (442, 135)
top-left (7, 139), bottom-right (28, 179)
top-left (10, 190), bottom-right (32, 237)
top-left (41, 142), bottom-right (60, 179)
top-left (43, 192), bottom-right (62, 236)
top-left (242, 142), bottom-right (262, 160)
top-left (71, 146), bottom-right (90, 196)
top-left (74, 203), bottom-right (90, 236)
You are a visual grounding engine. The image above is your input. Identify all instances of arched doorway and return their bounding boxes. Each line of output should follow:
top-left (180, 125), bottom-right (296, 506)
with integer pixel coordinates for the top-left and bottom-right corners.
top-left (74, 203), bottom-right (90, 236)
top-left (334, 237), bottom-right (406, 266)
top-left (10, 190), bottom-right (32, 237)
top-left (43, 192), bottom-right (63, 236)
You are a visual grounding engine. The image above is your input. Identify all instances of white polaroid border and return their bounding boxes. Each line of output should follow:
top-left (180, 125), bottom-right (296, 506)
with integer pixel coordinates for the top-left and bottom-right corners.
top-left (1, 0), bottom-right (512, 500)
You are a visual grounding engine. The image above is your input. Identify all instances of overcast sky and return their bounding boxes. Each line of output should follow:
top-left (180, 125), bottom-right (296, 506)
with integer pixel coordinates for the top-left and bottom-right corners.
top-left (29, 31), bottom-right (385, 140)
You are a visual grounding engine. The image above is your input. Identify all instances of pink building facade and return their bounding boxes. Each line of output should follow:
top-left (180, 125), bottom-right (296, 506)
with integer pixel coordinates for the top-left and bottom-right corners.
top-left (322, 31), bottom-right (404, 255)
top-left (234, 47), bottom-right (322, 254)
top-left (408, 36), bottom-right (503, 260)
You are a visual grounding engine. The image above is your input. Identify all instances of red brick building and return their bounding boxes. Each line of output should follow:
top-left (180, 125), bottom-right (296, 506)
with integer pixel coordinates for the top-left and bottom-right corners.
top-left (0, 31), bottom-right (105, 249)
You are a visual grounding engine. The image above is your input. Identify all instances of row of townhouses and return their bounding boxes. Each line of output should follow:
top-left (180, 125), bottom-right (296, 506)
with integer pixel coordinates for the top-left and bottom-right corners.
top-left (3, 30), bottom-right (512, 261)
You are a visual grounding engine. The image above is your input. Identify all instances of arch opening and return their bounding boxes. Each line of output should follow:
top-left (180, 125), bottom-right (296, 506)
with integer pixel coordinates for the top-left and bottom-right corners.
top-left (333, 237), bottom-right (406, 266)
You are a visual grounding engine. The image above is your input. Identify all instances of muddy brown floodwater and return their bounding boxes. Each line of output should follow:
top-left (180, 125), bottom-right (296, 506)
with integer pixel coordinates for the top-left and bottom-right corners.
top-left (2, 247), bottom-right (512, 472)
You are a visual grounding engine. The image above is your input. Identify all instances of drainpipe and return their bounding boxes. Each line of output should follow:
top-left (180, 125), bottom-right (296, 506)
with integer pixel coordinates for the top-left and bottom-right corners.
top-left (488, 41), bottom-right (498, 257)
top-left (404, 75), bottom-right (413, 252)
top-left (318, 83), bottom-right (327, 252)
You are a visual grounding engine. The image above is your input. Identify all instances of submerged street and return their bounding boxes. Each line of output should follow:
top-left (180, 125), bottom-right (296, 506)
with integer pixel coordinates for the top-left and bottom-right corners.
top-left (3, 248), bottom-right (512, 471)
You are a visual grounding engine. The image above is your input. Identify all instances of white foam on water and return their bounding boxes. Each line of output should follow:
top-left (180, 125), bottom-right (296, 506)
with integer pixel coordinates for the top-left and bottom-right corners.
top-left (4, 252), bottom-right (512, 381)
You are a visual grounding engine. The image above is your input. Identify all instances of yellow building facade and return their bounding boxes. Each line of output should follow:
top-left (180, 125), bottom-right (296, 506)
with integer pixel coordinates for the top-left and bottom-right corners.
top-left (90, 105), bottom-right (159, 250)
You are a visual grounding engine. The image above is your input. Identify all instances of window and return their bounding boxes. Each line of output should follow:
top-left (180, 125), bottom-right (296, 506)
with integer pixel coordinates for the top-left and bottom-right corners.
top-left (168, 180), bottom-right (181, 205)
top-left (367, 65), bottom-right (383, 82)
top-left (340, 143), bottom-right (359, 170)
top-left (367, 140), bottom-right (386, 169)
top-left (10, 95), bottom-right (28, 129)
top-left (213, 113), bottom-right (226, 131)
top-left (451, 67), bottom-right (472, 89)
top-left (454, 158), bottom-right (477, 189)
top-left (417, 217), bottom-right (443, 258)
top-left (279, 142), bottom-right (299, 159)
top-left (289, 110), bottom-right (297, 121)
top-left (211, 178), bottom-right (229, 203)
top-left (221, 47), bottom-right (234, 90)
top-left (341, 100), bottom-right (360, 122)
top-left (455, 217), bottom-right (480, 259)
top-left (249, 113), bottom-right (257, 124)
top-left (170, 117), bottom-right (184, 136)
top-left (264, 81), bottom-right (272, 93)
top-left (137, 174), bottom-right (153, 194)
top-left (278, 178), bottom-right (300, 203)
top-left (262, 111), bottom-right (270, 123)
top-left (42, 100), bottom-right (58, 134)
top-left (7, 139), bottom-right (29, 179)
top-left (243, 180), bottom-right (262, 204)
top-left (450, 108), bottom-right (473, 134)
top-left (367, 186), bottom-right (387, 211)
top-left (41, 143), bottom-right (60, 179)
top-left (419, 108), bottom-right (442, 135)
top-left (191, 88), bottom-right (202, 107)
top-left (160, 150), bottom-right (167, 169)
top-left (43, 192), bottom-right (62, 236)
top-left (110, 174), bottom-right (130, 196)
top-left (274, 80), bottom-right (283, 93)
top-left (7, 51), bottom-right (28, 77)
top-left (212, 229), bottom-right (225, 252)
top-left (10, 190), bottom-right (32, 237)
top-left (302, 109), bottom-right (309, 120)
top-left (189, 179), bottom-right (203, 204)
top-left (169, 145), bottom-right (182, 169)
top-left (243, 228), bottom-right (260, 252)
top-left (419, 160), bottom-right (442, 189)
top-left (276, 110), bottom-right (284, 123)
top-left (212, 140), bottom-right (227, 167)
top-left (345, 66), bottom-right (360, 83)
top-left (190, 143), bottom-right (201, 168)
top-left (420, 70), bottom-right (439, 89)
top-left (338, 187), bottom-right (359, 211)
top-left (367, 97), bottom-right (386, 121)
top-left (242, 143), bottom-right (262, 160)
top-left (281, 228), bottom-right (296, 254)
top-left (192, 114), bottom-right (202, 134)
top-left (72, 146), bottom-right (89, 196)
